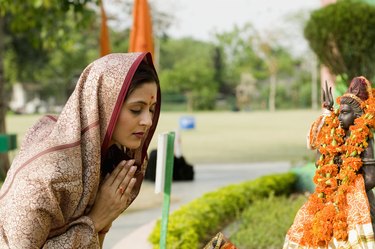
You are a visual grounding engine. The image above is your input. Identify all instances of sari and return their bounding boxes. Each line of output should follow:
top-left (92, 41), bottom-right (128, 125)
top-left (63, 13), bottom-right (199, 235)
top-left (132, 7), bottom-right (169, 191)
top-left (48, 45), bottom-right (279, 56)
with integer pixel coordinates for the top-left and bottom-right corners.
top-left (0, 52), bottom-right (160, 248)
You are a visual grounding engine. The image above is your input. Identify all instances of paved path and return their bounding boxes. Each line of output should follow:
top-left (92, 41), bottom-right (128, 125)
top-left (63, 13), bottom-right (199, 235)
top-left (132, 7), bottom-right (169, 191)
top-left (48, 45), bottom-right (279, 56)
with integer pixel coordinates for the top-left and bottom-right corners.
top-left (103, 162), bottom-right (292, 249)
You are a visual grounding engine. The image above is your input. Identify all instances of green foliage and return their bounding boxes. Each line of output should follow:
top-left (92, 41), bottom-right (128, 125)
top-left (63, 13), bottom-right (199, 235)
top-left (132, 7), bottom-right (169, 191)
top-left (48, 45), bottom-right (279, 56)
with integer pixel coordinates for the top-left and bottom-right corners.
top-left (148, 173), bottom-right (297, 249)
top-left (212, 23), bottom-right (309, 111)
top-left (304, 0), bottom-right (375, 81)
top-left (1, 0), bottom-right (102, 107)
top-left (213, 24), bottom-right (268, 89)
top-left (2, 1), bottom-right (97, 84)
top-left (191, 86), bottom-right (217, 110)
top-left (229, 194), bottom-right (307, 249)
top-left (273, 76), bottom-right (313, 110)
top-left (159, 38), bottom-right (218, 110)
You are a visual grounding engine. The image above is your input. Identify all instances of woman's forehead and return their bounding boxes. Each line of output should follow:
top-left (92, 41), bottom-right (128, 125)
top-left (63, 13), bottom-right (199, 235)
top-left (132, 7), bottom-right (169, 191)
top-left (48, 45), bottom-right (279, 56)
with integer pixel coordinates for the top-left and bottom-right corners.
top-left (126, 83), bottom-right (157, 103)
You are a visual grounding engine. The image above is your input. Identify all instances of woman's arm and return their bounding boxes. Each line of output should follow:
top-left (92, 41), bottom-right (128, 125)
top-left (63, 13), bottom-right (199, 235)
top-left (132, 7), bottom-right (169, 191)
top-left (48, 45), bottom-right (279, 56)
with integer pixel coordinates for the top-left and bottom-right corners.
top-left (0, 180), bottom-right (99, 248)
top-left (1, 159), bottom-right (138, 248)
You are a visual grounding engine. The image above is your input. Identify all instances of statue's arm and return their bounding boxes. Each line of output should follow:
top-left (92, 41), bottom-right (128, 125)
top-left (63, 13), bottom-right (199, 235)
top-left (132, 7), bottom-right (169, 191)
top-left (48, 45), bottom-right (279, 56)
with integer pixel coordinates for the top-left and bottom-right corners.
top-left (362, 138), bottom-right (375, 191)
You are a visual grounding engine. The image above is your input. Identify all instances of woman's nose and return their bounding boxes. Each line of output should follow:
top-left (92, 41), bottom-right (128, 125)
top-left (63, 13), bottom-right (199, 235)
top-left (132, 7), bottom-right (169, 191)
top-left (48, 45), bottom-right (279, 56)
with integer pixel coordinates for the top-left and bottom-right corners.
top-left (140, 112), bottom-right (153, 127)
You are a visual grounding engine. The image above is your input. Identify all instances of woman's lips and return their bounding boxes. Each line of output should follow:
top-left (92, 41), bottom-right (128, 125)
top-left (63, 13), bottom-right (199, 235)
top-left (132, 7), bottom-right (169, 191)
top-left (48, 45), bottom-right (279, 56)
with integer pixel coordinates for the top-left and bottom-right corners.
top-left (133, 132), bottom-right (145, 139)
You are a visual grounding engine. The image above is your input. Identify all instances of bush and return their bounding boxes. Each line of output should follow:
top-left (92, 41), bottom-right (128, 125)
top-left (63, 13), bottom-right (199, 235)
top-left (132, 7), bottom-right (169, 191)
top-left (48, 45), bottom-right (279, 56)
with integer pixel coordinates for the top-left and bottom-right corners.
top-left (229, 194), bottom-right (307, 249)
top-left (148, 172), bottom-right (296, 249)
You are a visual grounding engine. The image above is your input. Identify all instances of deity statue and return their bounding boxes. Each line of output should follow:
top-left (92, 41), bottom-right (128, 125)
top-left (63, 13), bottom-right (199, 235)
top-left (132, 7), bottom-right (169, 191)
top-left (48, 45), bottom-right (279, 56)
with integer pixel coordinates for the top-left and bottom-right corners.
top-left (284, 76), bottom-right (375, 248)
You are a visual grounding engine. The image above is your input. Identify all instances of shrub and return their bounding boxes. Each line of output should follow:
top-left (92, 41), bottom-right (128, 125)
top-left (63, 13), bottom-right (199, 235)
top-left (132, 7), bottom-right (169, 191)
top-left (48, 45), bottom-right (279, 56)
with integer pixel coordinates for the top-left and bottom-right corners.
top-left (148, 172), bottom-right (296, 249)
top-left (229, 194), bottom-right (307, 249)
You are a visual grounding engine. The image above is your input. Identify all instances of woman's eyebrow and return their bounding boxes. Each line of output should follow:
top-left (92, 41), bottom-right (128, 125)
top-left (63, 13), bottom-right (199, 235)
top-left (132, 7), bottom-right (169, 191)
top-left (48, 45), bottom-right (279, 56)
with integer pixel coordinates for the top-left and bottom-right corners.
top-left (128, 100), bottom-right (157, 105)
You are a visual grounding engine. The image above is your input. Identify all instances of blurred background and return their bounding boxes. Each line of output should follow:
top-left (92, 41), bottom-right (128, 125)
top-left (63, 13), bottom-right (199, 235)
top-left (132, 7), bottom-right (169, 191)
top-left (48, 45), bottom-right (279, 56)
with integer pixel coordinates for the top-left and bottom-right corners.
top-left (1, 0), bottom-right (375, 168)
top-left (2, 0), bottom-right (375, 248)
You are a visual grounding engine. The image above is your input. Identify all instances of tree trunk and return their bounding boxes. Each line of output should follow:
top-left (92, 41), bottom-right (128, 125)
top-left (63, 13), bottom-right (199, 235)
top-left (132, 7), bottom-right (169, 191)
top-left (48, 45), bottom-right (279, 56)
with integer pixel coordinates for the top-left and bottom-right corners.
top-left (0, 16), bottom-right (10, 179)
top-left (311, 56), bottom-right (319, 110)
top-left (186, 92), bottom-right (193, 112)
top-left (269, 73), bottom-right (276, 112)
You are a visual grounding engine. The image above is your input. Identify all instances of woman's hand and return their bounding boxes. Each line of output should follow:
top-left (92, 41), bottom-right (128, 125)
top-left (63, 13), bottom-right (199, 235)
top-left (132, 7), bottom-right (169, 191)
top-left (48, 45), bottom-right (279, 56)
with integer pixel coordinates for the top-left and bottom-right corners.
top-left (88, 159), bottom-right (137, 233)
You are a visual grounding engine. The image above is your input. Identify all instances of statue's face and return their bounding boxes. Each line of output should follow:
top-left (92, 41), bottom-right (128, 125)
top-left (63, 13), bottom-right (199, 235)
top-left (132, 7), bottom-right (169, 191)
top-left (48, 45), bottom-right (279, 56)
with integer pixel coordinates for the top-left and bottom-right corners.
top-left (338, 104), bottom-right (357, 130)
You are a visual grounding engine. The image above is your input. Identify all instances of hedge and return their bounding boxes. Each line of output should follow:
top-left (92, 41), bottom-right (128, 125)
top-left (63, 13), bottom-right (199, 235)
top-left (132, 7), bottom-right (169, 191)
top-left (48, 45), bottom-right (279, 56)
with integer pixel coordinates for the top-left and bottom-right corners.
top-left (148, 172), bottom-right (297, 249)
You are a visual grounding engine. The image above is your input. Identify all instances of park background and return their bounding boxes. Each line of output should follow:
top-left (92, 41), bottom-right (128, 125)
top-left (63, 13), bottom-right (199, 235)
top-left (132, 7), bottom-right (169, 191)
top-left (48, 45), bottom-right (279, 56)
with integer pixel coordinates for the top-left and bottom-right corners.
top-left (1, 0), bottom-right (375, 248)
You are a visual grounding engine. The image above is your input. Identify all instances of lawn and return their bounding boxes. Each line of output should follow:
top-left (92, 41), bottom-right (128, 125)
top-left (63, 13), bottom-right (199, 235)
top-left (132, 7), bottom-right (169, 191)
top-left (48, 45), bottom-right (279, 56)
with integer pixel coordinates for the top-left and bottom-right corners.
top-left (6, 109), bottom-right (321, 164)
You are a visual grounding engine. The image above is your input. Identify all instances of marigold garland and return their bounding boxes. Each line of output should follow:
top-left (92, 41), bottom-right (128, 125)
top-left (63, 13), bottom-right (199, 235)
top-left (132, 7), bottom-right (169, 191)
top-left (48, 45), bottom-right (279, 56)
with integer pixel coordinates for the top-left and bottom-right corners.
top-left (303, 89), bottom-right (375, 246)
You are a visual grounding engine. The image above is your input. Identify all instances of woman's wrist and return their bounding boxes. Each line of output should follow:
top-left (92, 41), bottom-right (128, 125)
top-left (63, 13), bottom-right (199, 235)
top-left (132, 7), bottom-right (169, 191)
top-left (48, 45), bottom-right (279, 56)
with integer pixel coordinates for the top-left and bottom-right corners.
top-left (87, 214), bottom-right (104, 233)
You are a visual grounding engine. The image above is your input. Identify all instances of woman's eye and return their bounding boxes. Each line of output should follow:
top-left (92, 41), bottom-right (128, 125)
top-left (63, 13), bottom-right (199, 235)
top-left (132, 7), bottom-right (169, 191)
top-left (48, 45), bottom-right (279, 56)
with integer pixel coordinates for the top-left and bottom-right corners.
top-left (130, 109), bottom-right (141, 114)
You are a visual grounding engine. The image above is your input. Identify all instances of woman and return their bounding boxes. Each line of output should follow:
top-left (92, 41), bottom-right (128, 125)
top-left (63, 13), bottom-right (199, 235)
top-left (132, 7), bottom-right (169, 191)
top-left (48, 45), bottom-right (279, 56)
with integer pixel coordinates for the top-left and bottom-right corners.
top-left (284, 76), bottom-right (375, 248)
top-left (0, 52), bottom-right (160, 248)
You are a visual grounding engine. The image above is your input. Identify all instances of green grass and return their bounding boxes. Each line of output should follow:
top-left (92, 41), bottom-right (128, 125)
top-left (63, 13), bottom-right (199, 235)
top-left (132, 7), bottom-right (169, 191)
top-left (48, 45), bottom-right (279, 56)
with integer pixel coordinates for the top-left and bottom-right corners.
top-left (6, 109), bottom-right (321, 164)
top-left (228, 194), bottom-right (307, 249)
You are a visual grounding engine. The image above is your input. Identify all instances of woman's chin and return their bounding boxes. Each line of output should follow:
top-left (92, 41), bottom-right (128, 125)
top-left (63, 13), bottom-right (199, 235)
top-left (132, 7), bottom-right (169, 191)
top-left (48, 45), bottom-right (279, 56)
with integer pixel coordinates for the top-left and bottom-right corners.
top-left (125, 142), bottom-right (142, 150)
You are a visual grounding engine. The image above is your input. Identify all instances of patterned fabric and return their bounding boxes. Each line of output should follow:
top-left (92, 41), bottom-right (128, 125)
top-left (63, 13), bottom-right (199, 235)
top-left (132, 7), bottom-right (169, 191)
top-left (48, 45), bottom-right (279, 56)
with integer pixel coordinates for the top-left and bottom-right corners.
top-left (284, 176), bottom-right (375, 248)
top-left (0, 52), bottom-right (160, 248)
top-left (307, 110), bottom-right (331, 150)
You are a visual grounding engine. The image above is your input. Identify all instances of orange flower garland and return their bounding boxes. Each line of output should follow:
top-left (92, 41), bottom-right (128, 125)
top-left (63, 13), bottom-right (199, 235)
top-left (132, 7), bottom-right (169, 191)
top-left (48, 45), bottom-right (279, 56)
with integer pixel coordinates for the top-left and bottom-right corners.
top-left (303, 89), bottom-right (375, 246)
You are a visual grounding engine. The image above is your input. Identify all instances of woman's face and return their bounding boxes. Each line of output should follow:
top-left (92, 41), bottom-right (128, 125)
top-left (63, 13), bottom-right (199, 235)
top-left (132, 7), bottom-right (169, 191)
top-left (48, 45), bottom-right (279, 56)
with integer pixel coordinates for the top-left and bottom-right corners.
top-left (338, 103), bottom-right (356, 130)
top-left (111, 82), bottom-right (157, 149)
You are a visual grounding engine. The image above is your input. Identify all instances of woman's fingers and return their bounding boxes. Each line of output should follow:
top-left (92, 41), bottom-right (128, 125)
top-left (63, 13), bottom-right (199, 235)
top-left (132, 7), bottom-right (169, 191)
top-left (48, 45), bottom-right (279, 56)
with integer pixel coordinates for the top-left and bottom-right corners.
top-left (106, 160), bottom-right (127, 185)
top-left (106, 159), bottom-right (134, 186)
top-left (121, 178), bottom-right (137, 202)
top-left (116, 165), bottom-right (137, 192)
top-left (89, 161), bottom-right (139, 232)
top-left (112, 160), bottom-right (136, 188)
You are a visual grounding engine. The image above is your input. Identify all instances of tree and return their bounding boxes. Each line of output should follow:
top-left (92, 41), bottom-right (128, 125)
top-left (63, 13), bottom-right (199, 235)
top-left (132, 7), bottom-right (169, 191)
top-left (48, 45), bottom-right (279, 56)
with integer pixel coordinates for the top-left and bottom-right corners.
top-left (213, 24), bottom-right (268, 93)
top-left (158, 37), bottom-right (217, 110)
top-left (304, 0), bottom-right (375, 82)
top-left (213, 23), bottom-right (303, 111)
top-left (0, 0), bottom-right (97, 178)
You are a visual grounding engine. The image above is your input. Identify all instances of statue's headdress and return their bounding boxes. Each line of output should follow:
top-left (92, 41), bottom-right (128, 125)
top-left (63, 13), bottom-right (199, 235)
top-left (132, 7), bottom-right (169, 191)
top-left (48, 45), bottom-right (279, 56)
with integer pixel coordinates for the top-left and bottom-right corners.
top-left (340, 76), bottom-right (373, 105)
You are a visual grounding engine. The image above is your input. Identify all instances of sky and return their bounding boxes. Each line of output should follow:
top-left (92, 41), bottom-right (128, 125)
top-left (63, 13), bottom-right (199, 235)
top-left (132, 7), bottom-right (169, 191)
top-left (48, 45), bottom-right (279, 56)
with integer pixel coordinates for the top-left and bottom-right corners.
top-left (153, 0), bottom-right (321, 42)
top-left (107, 0), bottom-right (323, 56)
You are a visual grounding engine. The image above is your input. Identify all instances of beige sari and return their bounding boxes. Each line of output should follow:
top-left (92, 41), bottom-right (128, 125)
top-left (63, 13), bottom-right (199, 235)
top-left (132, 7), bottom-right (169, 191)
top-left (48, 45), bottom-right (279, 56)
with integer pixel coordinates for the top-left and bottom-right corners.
top-left (0, 52), bottom-right (160, 248)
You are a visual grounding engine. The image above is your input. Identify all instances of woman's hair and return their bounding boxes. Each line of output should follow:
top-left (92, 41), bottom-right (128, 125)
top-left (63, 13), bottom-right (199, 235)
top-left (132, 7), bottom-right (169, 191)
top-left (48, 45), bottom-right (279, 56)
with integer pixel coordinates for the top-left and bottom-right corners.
top-left (126, 61), bottom-right (158, 99)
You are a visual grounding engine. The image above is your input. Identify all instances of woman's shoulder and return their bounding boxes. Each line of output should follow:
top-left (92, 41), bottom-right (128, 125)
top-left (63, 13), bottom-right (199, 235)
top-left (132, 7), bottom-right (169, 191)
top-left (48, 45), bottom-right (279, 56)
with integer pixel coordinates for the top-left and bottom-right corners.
top-left (20, 115), bottom-right (58, 149)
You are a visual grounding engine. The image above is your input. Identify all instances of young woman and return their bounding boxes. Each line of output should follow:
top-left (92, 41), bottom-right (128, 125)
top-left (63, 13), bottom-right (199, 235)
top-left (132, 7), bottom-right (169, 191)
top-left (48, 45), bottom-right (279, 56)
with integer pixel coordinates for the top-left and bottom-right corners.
top-left (0, 52), bottom-right (160, 248)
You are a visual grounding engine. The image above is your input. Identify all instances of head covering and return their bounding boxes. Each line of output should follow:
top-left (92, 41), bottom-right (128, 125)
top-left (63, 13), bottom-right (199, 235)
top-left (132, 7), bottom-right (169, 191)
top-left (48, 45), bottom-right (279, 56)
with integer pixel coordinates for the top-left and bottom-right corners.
top-left (0, 52), bottom-right (160, 246)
